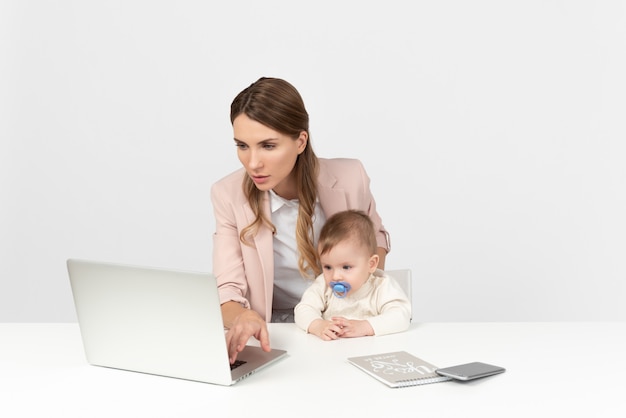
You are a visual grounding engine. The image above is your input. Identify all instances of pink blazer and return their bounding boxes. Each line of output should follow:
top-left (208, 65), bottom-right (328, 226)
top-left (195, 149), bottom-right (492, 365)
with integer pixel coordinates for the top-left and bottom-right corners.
top-left (210, 158), bottom-right (390, 321)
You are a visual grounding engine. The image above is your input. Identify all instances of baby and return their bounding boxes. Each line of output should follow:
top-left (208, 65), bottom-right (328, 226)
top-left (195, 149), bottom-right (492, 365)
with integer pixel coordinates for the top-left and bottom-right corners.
top-left (294, 210), bottom-right (411, 340)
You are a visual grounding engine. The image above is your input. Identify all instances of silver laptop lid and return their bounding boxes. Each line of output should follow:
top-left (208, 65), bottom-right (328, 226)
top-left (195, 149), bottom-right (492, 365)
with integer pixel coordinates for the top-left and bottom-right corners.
top-left (67, 258), bottom-right (283, 385)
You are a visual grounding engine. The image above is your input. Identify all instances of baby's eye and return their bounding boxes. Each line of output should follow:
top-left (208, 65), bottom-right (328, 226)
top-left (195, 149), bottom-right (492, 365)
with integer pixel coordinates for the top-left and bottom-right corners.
top-left (322, 265), bottom-right (331, 271)
top-left (342, 265), bottom-right (352, 271)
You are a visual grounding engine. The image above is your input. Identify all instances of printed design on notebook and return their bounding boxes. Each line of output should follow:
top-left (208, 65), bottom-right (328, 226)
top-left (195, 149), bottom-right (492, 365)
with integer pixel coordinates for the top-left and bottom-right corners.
top-left (367, 353), bottom-right (436, 376)
top-left (348, 351), bottom-right (451, 387)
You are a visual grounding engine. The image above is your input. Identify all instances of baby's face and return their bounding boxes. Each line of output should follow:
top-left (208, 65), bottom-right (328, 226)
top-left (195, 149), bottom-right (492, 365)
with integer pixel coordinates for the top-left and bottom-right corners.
top-left (319, 239), bottom-right (378, 297)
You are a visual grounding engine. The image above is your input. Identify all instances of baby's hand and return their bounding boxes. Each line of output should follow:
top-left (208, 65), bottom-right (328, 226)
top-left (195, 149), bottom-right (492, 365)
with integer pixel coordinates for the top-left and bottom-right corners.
top-left (331, 317), bottom-right (374, 338)
top-left (308, 319), bottom-right (343, 341)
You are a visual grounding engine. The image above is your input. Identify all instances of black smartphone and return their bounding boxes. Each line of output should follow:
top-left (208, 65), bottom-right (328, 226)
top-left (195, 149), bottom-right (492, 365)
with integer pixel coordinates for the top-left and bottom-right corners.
top-left (435, 362), bottom-right (505, 381)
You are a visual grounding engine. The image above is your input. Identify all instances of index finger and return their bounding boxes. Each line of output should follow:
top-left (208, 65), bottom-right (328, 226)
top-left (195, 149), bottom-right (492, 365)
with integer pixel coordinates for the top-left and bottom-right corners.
top-left (225, 328), bottom-right (250, 363)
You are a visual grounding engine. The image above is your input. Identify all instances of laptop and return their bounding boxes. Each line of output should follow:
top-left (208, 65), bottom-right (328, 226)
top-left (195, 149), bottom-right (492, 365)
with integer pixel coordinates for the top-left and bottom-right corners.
top-left (66, 258), bottom-right (287, 385)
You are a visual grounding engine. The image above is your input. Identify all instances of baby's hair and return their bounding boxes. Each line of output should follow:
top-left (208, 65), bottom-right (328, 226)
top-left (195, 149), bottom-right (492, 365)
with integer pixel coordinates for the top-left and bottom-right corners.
top-left (318, 210), bottom-right (378, 256)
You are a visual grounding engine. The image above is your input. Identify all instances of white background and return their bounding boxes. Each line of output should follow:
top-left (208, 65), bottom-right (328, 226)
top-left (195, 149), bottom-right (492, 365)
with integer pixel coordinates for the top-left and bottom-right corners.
top-left (2, 1), bottom-right (625, 322)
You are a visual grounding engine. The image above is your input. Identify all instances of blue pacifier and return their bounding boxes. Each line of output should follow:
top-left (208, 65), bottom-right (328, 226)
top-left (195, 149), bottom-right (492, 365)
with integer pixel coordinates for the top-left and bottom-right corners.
top-left (330, 281), bottom-right (351, 298)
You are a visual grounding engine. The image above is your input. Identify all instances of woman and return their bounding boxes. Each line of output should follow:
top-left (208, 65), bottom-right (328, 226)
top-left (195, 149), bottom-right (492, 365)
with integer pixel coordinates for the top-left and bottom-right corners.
top-left (211, 77), bottom-right (390, 362)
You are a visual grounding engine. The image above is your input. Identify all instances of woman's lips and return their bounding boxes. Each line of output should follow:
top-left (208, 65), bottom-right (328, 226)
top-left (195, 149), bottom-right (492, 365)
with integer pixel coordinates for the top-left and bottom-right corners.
top-left (251, 175), bottom-right (269, 185)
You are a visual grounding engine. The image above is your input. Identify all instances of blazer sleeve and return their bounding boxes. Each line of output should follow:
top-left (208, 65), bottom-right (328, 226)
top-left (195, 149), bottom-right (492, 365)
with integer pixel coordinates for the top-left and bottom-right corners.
top-left (355, 159), bottom-right (390, 253)
top-left (318, 158), bottom-right (391, 253)
top-left (210, 171), bottom-right (251, 309)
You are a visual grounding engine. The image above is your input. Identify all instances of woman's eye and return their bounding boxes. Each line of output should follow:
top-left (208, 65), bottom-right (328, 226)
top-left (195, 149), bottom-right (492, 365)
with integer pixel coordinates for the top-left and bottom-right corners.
top-left (262, 143), bottom-right (276, 150)
top-left (235, 142), bottom-right (248, 150)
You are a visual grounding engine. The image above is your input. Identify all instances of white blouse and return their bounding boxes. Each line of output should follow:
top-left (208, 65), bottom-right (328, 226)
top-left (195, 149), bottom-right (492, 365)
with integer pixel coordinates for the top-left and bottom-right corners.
top-left (270, 190), bottom-right (326, 322)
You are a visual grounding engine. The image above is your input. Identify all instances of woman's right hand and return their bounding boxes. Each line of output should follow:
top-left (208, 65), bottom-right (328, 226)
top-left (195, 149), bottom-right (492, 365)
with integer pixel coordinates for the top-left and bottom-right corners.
top-left (223, 305), bottom-right (271, 363)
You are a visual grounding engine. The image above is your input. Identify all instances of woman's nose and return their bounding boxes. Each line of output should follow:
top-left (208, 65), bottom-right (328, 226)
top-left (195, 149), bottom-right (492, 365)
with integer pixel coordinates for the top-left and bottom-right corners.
top-left (247, 150), bottom-right (262, 169)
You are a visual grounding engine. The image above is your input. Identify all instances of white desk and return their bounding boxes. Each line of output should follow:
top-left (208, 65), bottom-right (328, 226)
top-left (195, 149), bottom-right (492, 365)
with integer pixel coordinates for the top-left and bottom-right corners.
top-left (1, 322), bottom-right (624, 417)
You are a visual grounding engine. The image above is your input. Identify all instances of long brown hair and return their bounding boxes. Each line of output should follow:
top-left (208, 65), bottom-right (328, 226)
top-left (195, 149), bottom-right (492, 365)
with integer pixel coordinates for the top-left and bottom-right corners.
top-left (231, 77), bottom-right (321, 278)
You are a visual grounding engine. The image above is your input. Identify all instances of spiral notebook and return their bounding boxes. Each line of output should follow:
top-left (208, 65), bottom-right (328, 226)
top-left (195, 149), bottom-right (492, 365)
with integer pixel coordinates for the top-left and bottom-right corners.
top-left (348, 351), bottom-right (452, 388)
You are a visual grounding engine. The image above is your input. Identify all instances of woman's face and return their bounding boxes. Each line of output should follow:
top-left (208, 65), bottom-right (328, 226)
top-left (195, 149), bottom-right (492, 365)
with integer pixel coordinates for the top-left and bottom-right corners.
top-left (233, 114), bottom-right (307, 200)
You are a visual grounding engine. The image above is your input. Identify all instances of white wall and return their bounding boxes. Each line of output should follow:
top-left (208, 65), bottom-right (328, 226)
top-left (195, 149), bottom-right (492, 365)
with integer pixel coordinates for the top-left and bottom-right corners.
top-left (2, 0), bottom-right (625, 322)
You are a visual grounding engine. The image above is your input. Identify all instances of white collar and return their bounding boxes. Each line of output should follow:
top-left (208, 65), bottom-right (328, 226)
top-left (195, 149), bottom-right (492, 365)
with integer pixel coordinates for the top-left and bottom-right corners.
top-left (269, 189), bottom-right (299, 213)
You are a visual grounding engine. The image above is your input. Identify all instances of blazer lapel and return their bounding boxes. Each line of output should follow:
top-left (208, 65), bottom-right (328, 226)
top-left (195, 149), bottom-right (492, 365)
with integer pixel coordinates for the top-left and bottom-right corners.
top-left (247, 193), bottom-right (274, 319)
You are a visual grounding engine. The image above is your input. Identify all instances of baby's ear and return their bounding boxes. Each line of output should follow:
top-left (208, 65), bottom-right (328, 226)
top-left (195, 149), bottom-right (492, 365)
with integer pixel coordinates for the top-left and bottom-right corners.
top-left (368, 254), bottom-right (380, 272)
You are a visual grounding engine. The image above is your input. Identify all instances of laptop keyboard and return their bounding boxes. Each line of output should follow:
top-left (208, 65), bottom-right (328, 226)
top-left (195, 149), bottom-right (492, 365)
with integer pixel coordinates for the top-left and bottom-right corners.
top-left (230, 360), bottom-right (247, 370)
